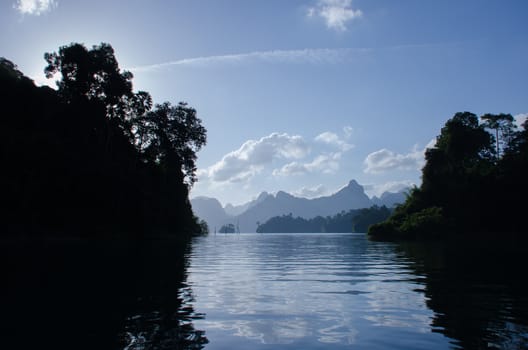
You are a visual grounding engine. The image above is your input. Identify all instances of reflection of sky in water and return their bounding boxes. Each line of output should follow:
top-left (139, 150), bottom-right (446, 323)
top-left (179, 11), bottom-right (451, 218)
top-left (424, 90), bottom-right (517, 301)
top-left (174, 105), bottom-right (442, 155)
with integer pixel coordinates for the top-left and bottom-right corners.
top-left (186, 234), bottom-right (452, 349)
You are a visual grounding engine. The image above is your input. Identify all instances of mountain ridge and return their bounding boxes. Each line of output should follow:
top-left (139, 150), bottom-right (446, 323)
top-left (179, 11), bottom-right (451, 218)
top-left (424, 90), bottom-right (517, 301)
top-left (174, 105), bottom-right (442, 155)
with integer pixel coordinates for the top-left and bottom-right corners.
top-left (191, 180), bottom-right (408, 233)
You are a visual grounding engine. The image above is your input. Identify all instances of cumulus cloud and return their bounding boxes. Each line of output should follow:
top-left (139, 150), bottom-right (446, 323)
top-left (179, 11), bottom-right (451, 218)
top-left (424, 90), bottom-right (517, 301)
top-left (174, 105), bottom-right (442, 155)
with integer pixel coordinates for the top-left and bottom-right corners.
top-left (273, 152), bottom-right (342, 176)
top-left (201, 133), bottom-right (309, 183)
top-left (307, 0), bottom-right (362, 32)
top-left (272, 162), bottom-right (309, 177)
top-left (364, 140), bottom-right (436, 174)
top-left (293, 184), bottom-right (329, 198)
top-left (14, 0), bottom-right (56, 15)
top-left (364, 148), bottom-right (422, 174)
top-left (315, 131), bottom-right (353, 151)
top-left (199, 127), bottom-right (356, 184)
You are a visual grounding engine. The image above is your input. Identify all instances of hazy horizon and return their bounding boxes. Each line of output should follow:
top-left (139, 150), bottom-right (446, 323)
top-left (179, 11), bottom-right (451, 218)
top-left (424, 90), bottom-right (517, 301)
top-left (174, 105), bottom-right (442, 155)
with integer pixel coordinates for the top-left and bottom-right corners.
top-left (192, 178), bottom-right (410, 207)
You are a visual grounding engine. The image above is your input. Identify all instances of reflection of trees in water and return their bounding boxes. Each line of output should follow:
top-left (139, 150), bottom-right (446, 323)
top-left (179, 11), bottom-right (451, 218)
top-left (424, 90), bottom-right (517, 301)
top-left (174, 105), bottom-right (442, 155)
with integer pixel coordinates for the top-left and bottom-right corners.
top-left (120, 285), bottom-right (208, 350)
top-left (396, 240), bottom-right (528, 349)
top-left (118, 240), bottom-right (208, 350)
top-left (1, 238), bottom-right (207, 350)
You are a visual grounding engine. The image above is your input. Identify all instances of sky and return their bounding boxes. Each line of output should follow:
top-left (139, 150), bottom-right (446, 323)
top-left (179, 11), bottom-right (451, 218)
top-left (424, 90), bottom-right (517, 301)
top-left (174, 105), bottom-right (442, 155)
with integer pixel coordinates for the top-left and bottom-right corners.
top-left (2, 0), bottom-right (527, 206)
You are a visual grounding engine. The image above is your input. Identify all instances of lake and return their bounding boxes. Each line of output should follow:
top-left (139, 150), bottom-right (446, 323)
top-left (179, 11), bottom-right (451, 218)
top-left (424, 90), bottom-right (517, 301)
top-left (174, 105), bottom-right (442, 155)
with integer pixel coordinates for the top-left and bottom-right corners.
top-left (2, 233), bottom-right (527, 349)
top-left (186, 233), bottom-right (528, 349)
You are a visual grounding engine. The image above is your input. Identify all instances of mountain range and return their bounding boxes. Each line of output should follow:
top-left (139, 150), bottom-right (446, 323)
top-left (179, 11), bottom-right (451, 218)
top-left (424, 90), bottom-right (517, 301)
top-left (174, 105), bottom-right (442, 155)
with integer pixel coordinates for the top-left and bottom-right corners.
top-left (191, 180), bottom-right (409, 233)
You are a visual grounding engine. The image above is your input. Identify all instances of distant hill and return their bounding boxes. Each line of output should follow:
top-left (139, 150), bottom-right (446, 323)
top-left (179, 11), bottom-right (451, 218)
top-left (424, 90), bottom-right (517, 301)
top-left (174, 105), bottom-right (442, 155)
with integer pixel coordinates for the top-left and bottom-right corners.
top-left (256, 206), bottom-right (392, 233)
top-left (234, 180), bottom-right (371, 232)
top-left (371, 190), bottom-right (408, 208)
top-left (224, 192), bottom-right (271, 216)
top-left (190, 197), bottom-right (232, 233)
top-left (191, 180), bottom-right (408, 233)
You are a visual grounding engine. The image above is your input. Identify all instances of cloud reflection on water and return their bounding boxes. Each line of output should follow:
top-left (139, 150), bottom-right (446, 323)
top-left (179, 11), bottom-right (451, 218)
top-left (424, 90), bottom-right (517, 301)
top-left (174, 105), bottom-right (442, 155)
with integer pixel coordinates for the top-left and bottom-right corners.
top-left (187, 234), bottom-right (447, 348)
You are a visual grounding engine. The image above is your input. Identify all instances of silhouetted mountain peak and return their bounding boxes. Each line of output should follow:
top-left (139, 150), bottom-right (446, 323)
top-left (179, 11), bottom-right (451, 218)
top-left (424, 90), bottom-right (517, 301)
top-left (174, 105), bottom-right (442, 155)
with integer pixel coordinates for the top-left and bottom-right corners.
top-left (276, 190), bottom-right (294, 200)
top-left (370, 189), bottom-right (409, 208)
top-left (193, 196), bottom-right (222, 205)
top-left (192, 180), bottom-right (408, 232)
top-left (343, 179), bottom-right (363, 192)
top-left (224, 191), bottom-right (272, 216)
top-left (257, 191), bottom-right (270, 201)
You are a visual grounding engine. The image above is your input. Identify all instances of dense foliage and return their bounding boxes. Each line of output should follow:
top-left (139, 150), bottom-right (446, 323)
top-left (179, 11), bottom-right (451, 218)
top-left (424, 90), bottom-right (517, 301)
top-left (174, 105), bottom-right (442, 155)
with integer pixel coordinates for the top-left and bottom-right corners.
top-left (1, 43), bottom-right (207, 237)
top-left (256, 206), bottom-right (392, 233)
top-left (369, 112), bottom-right (528, 239)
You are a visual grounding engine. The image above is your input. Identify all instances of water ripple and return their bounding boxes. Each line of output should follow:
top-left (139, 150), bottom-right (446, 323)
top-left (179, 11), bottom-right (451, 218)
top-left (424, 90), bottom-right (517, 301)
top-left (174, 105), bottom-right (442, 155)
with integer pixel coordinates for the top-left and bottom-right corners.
top-left (186, 233), bottom-right (452, 349)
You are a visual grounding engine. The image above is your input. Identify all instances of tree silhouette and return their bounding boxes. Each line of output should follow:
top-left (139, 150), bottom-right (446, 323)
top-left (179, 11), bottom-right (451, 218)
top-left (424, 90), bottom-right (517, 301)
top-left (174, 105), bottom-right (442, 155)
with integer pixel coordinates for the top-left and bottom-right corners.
top-left (369, 111), bottom-right (528, 238)
top-left (2, 43), bottom-right (207, 237)
top-left (140, 102), bottom-right (206, 186)
top-left (44, 43), bottom-right (155, 144)
top-left (44, 43), bottom-right (133, 111)
top-left (480, 113), bottom-right (516, 159)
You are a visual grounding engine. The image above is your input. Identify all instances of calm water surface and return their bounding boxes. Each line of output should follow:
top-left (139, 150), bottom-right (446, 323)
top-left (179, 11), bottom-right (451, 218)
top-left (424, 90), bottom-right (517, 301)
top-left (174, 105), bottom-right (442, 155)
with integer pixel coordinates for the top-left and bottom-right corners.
top-left (2, 234), bottom-right (528, 349)
top-left (186, 233), bottom-right (528, 349)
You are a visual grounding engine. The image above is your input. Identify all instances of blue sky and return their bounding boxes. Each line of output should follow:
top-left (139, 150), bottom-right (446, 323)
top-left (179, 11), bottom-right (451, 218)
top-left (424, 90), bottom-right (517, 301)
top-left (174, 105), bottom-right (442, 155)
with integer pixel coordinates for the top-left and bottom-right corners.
top-left (2, 0), bottom-right (527, 205)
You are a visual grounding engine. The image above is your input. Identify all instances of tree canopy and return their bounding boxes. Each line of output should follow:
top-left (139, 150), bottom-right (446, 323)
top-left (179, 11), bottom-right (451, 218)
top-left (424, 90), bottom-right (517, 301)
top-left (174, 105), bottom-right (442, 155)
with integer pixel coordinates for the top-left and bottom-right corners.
top-left (45, 43), bottom-right (133, 106)
top-left (369, 111), bottom-right (528, 239)
top-left (139, 102), bottom-right (206, 185)
top-left (480, 113), bottom-right (516, 159)
top-left (1, 43), bottom-right (207, 237)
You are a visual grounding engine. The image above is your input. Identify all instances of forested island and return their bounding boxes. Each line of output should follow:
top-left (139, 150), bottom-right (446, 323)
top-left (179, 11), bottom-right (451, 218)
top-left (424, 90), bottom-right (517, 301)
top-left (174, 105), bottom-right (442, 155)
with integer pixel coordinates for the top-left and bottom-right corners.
top-left (256, 205), bottom-right (391, 233)
top-left (369, 112), bottom-right (528, 239)
top-left (1, 43), bottom-right (207, 238)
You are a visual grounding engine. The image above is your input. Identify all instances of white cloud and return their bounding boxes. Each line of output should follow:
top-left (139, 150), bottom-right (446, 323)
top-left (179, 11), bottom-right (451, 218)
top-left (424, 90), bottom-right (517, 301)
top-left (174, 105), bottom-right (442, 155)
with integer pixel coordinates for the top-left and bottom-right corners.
top-left (272, 162), bottom-right (309, 177)
top-left (199, 128), bottom-right (356, 185)
top-left (315, 131), bottom-right (353, 151)
top-left (514, 113), bottom-right (528, 128)
top-left (128, 44), bottom-right (458, 73)
top-left (293, 184), bottom-right (329, 198)
top-left (201, 133), bottom-right (309, 183)
top-left (14, 0), bottom-right (56, 15)
top-left (273, 152), bottom-right (342, 176)
top-left (425, 138), bottom-right (437, 150)
top-left (30, 71), bottom-right (56, 89)
top-left (364, 140), bottom-right (436, 174)
top-left (128, 48), bottom-right (366, 72)
top-left (363, 148), bottom-right (422, 174)
top-left (307, 0), bottom-right (362, 32)
top-left (363, 181), bottom-right (416, 198)
top-left (311, 153), bottom-right (342, 172)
